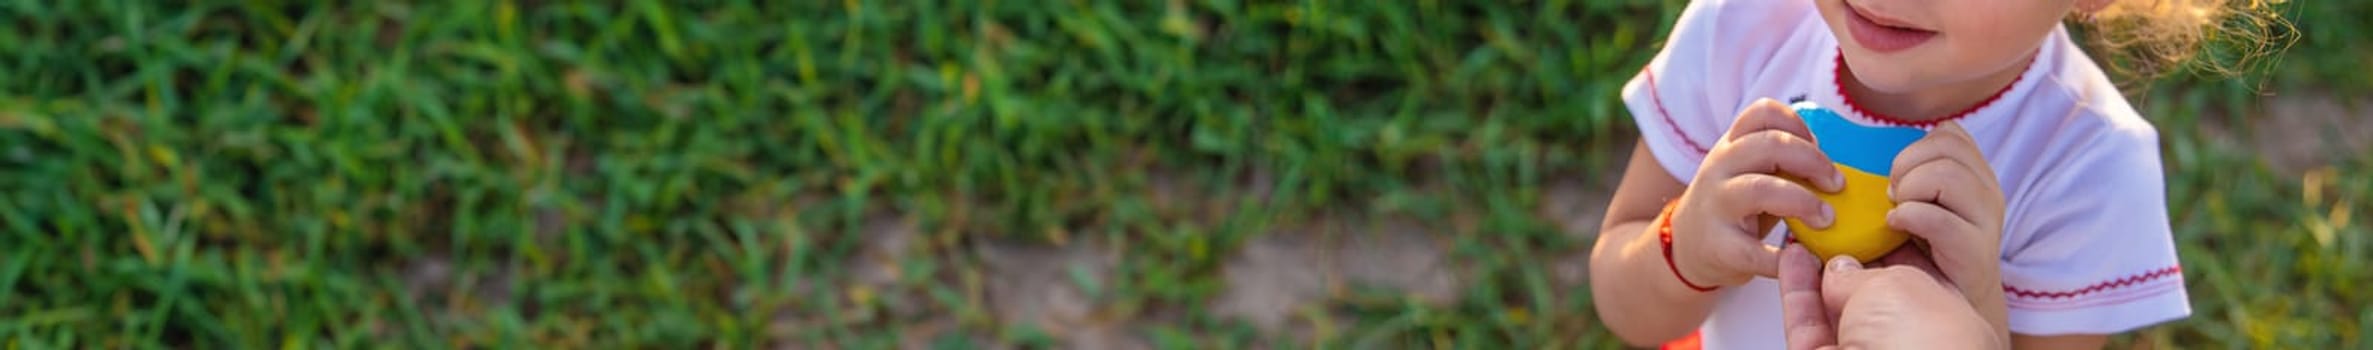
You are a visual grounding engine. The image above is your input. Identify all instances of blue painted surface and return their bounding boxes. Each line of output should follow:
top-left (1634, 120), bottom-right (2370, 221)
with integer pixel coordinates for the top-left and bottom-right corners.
top-left (1791, 101), bottom-right (1926, 175)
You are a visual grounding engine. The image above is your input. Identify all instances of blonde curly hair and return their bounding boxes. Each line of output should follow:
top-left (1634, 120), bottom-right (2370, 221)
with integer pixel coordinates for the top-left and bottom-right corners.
top-left (2076, 0), bottom-right (2295, 84)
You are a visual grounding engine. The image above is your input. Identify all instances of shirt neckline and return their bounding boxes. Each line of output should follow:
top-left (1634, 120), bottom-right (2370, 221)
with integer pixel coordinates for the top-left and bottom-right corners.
top-left (1814, 27), bottom-right (2061, 130)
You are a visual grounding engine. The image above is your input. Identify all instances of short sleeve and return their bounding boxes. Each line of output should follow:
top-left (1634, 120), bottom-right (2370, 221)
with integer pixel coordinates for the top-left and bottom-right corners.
top-left (1620, 0), bottom-right (1803, 183)
top-left (1997, 127), bottom-right (2190, 335)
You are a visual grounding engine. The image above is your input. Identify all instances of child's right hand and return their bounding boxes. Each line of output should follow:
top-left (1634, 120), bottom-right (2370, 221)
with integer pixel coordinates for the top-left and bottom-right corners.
top-left (1669, 98), bottom-right (1846, 288)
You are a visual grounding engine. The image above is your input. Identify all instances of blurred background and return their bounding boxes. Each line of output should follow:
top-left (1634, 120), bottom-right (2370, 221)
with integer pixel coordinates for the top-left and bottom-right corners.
top-left (0, 0), bottom-right (2364, 348)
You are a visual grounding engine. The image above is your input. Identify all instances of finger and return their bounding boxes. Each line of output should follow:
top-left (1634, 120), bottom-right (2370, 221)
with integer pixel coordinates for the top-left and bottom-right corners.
top-left (1710, 238), bottom-right (1786, 279)
top-left (1873, 242), bottom-right (1946, 282)
top-left (1817, 255), bottom-right (1868, 320)
top-left (1928, 122), bottom-right (1995, 183)
top-left (1704, 130), bottom-right (1845, 192)
top-left (1888, 157), bottom-right (1993, 222)
top-left (1885, 203), bottom-right (1992, 291)
top-left (1720, 174), bottom-right (1835, 229)
top-left (1874, 243), bottom-right (1942, 273)
top-left (1724, 98), bottom-right (1818, 143)
top-left (1780, 245), bottom-right (1824, 296)
top-left (1886, 202), bottom-right (1984, 255)
top-left (1780, 245), bottom-right (1838, 350)
top-left (1887, 128), bottom-right (1992, 197)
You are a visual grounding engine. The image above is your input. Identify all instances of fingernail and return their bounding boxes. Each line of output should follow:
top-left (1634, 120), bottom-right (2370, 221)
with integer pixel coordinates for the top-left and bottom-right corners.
top-left (1829, 171), bottom-right (1846, 191)
top-left (1816, 203), bottom-right (1835, 228)
top-left (1827, 256), bottom-right (1861, 272)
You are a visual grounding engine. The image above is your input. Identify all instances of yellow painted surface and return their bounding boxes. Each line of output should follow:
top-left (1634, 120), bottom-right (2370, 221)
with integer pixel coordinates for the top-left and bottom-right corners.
top-left (1786, 163), bottom-right (1908, 262)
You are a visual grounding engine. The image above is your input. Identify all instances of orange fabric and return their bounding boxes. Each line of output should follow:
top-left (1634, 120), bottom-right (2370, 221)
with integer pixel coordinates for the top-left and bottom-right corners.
top-left (1661, 330), bottom-right (1703, 350)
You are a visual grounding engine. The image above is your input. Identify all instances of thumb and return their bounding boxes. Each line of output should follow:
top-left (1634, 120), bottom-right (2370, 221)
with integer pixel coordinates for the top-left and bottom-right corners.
top-left (1686, 229), bottom-right (1784, 284)
top-left (1819, 256), bottom-right (1867, 318)
top-left (1718, 234), bottom-right (1785, 279)
top-left (1828, 255), bottom-right (1865, 273)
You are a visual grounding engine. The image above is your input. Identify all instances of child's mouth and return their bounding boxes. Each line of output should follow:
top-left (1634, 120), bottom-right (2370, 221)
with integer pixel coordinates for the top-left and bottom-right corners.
top-left (1845, 3), bottom-right (1937, 53)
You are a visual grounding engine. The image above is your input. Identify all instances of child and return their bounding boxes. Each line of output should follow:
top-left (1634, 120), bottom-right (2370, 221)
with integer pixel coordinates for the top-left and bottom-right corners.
top-left (1587, 0), bottom-right (2275, 348)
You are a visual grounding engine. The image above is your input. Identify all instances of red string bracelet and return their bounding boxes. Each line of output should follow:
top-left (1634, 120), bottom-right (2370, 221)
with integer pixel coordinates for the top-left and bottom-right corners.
top-left (1659, 201), bottom-right (1720, 292)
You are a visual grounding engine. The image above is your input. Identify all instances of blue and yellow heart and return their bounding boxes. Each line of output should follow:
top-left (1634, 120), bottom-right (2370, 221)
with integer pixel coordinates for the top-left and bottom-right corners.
top-left (1783, 101), bottom-right (1926, 263)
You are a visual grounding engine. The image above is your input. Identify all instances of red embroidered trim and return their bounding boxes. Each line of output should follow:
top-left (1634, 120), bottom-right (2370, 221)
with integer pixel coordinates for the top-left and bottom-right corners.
top-left (2007, 280), bottom-right (2182, 311)
top-left (2002, 266), bottom-right (2183, 300)
top-left (1830, 49), bottom-right (2026, 128)
top-left (1643, 70), bottom-right (1711, 155)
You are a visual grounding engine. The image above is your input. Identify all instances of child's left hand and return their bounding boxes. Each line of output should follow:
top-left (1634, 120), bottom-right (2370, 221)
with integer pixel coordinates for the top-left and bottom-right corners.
top-left (1882, 121), bottom-right (2008, 343)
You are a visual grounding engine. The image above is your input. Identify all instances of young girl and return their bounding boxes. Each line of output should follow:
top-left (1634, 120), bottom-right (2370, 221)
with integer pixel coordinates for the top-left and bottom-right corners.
top-left (1589, 0), bottom-right (2273, 348)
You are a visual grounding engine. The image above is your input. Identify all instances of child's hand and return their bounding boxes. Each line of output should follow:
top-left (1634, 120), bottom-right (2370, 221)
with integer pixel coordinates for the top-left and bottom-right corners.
top-left (1670, 98), bottom-right (1847, 288)
top-left (1882, 121), bottom-right (2008, 342)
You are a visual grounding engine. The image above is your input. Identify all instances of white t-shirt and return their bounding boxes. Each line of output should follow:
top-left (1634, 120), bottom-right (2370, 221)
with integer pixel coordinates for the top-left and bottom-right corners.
top-left (1620, 0), bottom-right (2190, 348)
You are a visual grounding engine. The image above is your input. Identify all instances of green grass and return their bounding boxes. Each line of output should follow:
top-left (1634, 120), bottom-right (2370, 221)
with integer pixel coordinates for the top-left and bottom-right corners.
top-left (0, 0), bottom-right (2360, 348)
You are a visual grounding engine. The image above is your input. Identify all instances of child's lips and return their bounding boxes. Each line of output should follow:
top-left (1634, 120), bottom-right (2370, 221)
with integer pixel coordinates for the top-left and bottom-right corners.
top-left (1845, 3), bottom-right (1937, 53)
top-left (1847, 4), bottom-right (1932, 32)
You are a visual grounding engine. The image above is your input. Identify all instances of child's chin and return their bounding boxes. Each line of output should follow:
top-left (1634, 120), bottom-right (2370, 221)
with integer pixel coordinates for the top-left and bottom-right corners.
top-left (1844, 68), bottom-right (1925, 94)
